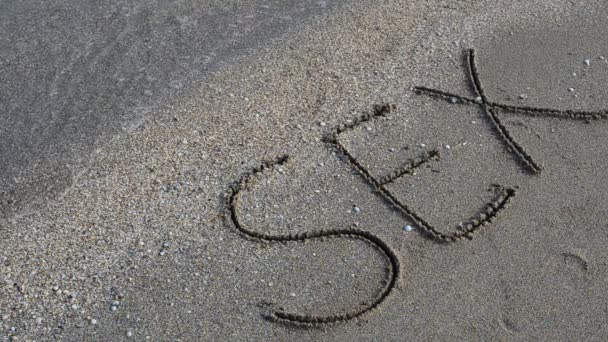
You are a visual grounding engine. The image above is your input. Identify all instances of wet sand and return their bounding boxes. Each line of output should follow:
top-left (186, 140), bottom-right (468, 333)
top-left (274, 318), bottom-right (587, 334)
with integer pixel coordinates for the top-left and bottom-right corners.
top-left (0, 0), bottom-right (345, 221)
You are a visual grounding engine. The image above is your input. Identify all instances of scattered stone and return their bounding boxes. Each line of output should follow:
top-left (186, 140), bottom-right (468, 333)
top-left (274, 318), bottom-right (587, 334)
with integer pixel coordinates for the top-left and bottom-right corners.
top-left (568, 87), bottom-right (575, 92)
top-left (474, 96), bottom-right (482, 103)
top-left (572, 72), bottom-right (577, 77)
top-left (127, 330), bottom-right (133, 337)
top-left (445, 145), bottom-right (451, 150)
top-left (319, 121), bottom-right (327, 127)
top-left (519, 94), bottom-right (527, 99)
top-left (404, 225), bottom-right (413, 232)
top-left (449, 97), bottom-right (458, 104)
top-left (584, 59), bottom-right (591, 66)
top-left (90, 318), bottom-right (98, 325)
top-left (388, 147), bottom-right (396, 152)
top-left (352, 206), bottom-right (361, 213)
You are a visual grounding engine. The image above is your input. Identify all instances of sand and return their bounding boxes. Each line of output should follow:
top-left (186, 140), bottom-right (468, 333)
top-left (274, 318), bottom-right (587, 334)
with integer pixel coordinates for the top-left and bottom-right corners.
top-left (0, 0), bottom-right (346, 222)
top-left (2, 0), bottom-right (608, 340)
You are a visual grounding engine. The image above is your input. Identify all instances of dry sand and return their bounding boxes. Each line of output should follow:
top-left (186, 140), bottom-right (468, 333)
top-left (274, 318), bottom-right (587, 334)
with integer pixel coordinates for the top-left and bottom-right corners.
top-left (2, 0), bottom-right (608, 340)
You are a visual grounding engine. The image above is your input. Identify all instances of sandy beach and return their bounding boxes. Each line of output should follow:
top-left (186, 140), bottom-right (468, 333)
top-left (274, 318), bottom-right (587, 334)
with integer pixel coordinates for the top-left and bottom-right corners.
top-left (2, 0), bottom-right (608, 340)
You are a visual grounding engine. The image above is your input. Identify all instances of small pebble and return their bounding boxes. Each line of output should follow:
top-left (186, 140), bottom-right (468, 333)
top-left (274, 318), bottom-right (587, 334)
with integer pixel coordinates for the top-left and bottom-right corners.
top-left (519, 94), bottom-right (527, 99)
top-left (600, 56), bottom-right (605, 60)
top-left (127, 330), bottom-right (133, 337)
top-left (474, 96), bottom-right (482, 103)
top-left (111, 306), bottom-right (118, 311)
top-left (90, 318), bottom-right (98, 325)
top-left (366, 126), bottom-right (372, 131)
top-left (388, 147), bottom-right (395, 152)
top-left (584, 59), bottom-right (591, 66)
top-left (319, 122), bottom-right (327, 127)
top-left (352, 206), bottom-right (361, 213)
top-left (445, 145), bottom-right (451, 150)
top-left (568, 87), bottom-right (575, 92)
top-left (449, 97), bottom-right (458, 104)
top-left (404, 225), bottom-right (413, 232)
top-left (572, 72), bottom-right (577, 77)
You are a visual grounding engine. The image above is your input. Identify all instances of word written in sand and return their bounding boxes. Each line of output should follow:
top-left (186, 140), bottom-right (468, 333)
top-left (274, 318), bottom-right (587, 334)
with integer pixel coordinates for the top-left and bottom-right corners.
top-left (223, 48), bottom-right (608, 328)
top-left (224, 104), bottom-right (515, 327)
